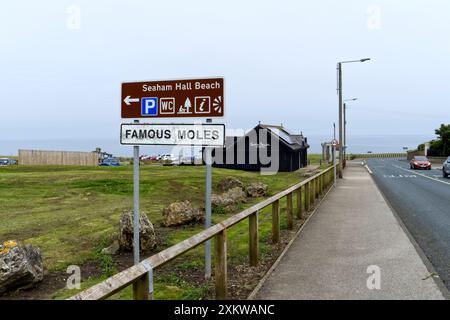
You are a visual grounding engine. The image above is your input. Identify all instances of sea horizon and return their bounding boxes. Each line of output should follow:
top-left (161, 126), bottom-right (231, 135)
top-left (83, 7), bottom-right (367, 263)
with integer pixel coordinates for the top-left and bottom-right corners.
top-left (0, 134), bottom-right (436, 158)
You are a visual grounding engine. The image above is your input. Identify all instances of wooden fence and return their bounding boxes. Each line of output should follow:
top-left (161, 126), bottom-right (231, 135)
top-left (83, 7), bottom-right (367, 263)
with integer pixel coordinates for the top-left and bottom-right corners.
top-left (18, 149), bottom-right (99, 166)
top-left (349, 153), bottom-right (406, 159)
top-left (69, 165), bottom-right (337, 300)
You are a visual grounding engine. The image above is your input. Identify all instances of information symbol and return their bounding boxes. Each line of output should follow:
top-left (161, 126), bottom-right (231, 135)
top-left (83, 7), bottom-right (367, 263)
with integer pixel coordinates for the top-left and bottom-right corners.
top-left (194, 96), bottom-right (211, 114)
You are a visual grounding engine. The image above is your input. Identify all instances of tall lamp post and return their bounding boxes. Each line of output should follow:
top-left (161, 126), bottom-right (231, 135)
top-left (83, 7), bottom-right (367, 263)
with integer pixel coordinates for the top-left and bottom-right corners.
top-left (337, 58), bottom-right (371, 178)
top-left (343, 98), bottom-right (358, 168)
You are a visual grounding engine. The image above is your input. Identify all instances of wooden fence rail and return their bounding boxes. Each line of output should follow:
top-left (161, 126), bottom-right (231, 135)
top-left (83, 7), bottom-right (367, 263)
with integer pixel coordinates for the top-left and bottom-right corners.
top-left (69, 165), bottom-right (336, 300)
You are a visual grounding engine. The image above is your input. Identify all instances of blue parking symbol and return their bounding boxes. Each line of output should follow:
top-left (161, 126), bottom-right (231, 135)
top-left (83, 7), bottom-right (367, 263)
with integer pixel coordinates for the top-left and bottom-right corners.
top-left (141, 97), bottom-right (158, 116)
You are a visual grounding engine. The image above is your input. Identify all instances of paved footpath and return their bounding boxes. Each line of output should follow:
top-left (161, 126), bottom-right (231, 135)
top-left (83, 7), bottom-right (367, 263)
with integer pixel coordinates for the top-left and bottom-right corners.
top-left (255, 161), bottom-right (447, 300)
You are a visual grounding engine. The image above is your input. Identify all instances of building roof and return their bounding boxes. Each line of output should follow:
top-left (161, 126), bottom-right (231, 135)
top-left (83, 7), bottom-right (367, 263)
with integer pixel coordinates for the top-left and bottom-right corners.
top-left (259, 124), bottom-right (309, 149)
top-left (222, 124), bottom-right (309, 151)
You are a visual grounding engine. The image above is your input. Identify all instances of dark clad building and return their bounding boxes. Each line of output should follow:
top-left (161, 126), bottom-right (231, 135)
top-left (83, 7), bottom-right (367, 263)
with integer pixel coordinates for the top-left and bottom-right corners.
top-left (211, 124), bottom-right (309, 172)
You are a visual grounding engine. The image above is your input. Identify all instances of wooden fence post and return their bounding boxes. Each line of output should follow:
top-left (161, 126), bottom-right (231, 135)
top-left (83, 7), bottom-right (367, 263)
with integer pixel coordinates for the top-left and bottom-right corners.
top-left (286, 192), bottom-right (293, 230)
top-left (215, 229), bottom-right (227, 299)
top-left (249, 211), bottom-right (259, 267)
top-left (305, 182), bottom-right (310, 211)
top-left (272, 199), bottom-right (280, 243)
top-left (133, 273), bottom-right (150, 300)
top-left (315, 178), bottom-right (318, 200)
top-left (318, 176), bottom-right (321, 197)
top-left (315, 177), bottom-right (319, 199)
top-left (296, 187), bottom-right (302, 219)
top-left (310, 179), bottom-right (315, 204)
top-left (320, 174), bottom-right (324, 195)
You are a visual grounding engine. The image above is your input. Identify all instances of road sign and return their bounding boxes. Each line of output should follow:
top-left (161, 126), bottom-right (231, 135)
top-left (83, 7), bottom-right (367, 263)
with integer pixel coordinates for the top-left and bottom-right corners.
top-left (121, 78), bottom-right (224, 118)
top-left (120, 123), bottom-right (225, 146)
top-left (331, 139), bottom-right (339, 147)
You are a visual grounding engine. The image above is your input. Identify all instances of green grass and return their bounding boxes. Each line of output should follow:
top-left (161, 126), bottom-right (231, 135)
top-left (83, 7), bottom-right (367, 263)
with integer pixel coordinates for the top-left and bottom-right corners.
top-left (0, 155), bottom-right (325, 299)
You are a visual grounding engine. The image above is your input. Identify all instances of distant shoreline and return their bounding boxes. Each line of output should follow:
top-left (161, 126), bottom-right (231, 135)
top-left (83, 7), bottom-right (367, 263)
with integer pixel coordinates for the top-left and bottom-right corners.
top-left (0, 134), bottom-right (435, 158)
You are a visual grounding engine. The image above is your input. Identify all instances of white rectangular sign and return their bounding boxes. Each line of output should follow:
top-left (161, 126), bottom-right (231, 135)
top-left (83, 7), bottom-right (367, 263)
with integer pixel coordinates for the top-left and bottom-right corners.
top-left (120, 123), bottom-right (225, 146)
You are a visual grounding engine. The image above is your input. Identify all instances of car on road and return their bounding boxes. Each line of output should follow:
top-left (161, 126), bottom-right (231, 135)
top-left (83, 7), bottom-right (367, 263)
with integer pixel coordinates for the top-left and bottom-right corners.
top-left (443, 156), bottom-right (450, 178)
top-left (0, 158), bottom-right (17, 166)
top-left (410, 155), bottom-right (431, 170)
top-left (99, 157), bottom-right (120, 166)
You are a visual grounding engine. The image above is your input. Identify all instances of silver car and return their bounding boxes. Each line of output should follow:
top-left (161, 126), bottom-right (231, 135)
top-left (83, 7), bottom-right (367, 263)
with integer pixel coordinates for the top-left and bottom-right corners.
top-left (443, 156), bottom-right (450, 178)
top-left (0, 158), bottom-right (17, 166)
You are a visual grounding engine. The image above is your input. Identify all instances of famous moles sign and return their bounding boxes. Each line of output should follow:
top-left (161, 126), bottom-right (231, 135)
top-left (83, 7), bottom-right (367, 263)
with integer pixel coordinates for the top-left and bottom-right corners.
top-left (120, 123), bottom-right (225, 146)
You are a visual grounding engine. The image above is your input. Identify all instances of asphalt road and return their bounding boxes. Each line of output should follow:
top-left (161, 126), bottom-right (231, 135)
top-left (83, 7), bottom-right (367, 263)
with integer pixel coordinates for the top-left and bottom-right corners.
top-left (367, 158), bottom-right (450, 291)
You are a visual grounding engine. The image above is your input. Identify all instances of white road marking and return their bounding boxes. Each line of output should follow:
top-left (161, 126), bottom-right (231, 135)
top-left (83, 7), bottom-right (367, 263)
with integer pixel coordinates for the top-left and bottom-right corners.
top-left (365, 165), bottom-right (373, 174)
top-left (392, 165), bottom-right (450, 186)
top-left (383, 174), bottom-right (416, 178)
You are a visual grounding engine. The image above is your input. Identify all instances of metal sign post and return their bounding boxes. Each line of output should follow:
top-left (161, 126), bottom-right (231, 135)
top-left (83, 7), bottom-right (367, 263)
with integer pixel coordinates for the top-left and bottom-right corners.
top-left (133, 120), bottom-right (140, 265)
top-left (333, 146), bottom-right (337, 187)
top-left (204, 119), bottom-right (213, 280)
top-left (331, 138), bottom-right (339, 188)
top-left (121, 77), bottom-right (225, 275)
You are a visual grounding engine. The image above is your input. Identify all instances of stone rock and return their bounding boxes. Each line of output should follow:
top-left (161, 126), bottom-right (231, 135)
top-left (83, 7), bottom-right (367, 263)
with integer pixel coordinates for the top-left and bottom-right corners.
top-left (212, 187), bottom-right (247, 213)
top-left (162, 200), bottom-right (204, 227)
top-left (118, 211), bottom-right (157, 252)
top-left (217, 177), bottom-right (244, 192)
top-left (0, 240), bottom-right (44, 295)
top-left (245, 182), bottom-right (269, 197)
top-left (101, 240), bottom-right (120, 255)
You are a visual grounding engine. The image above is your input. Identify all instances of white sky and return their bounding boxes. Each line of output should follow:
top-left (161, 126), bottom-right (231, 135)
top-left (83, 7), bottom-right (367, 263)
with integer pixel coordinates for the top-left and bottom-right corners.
top-left (1, 0), bottom-right (450, 144)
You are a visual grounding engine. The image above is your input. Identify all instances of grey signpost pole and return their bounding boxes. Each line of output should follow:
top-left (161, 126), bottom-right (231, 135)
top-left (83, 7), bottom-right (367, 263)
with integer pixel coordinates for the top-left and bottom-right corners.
top-left (333, 122), bottom-right (337, 187)
top-left (333, 145), bottom-right (337, 187)
top-left (133, 119), bottom-right (140, 265)
top-left (205, 118), bottom-right (212, 280)
top-left (337, 62), bottom-right (343, 179)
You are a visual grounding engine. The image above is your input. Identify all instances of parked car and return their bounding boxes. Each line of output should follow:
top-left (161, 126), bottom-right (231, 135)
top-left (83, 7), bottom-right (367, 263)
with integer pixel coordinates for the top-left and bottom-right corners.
top-left (0, 158), bottom-right (17, 166)
top-left (160, 154), bottom-right (174, 161)
top-left (99, 157), bottom-right (120, 166)
top-left (443, 156), bottom-right (450, 178)
top-left (150, 155), bottom-right (158, 161)
top-left (161, 154), bottom-right (179, 165)
top-left (410, 155), bottom-right (431, 170)
top-left (179, 155), bottom-right (202, 165)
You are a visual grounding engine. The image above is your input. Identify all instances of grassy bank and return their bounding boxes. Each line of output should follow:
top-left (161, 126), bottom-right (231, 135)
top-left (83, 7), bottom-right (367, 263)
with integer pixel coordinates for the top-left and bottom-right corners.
top-left (0, 155), bottom-right (325, 299)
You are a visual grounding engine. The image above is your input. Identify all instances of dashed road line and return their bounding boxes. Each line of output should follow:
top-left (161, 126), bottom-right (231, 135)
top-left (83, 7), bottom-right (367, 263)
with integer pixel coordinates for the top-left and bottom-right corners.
top-left (393, 165), bottom-right (450, 187)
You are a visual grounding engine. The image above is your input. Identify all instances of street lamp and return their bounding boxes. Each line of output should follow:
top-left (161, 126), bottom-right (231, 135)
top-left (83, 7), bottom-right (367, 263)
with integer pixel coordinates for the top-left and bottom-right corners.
top-left (343, 98), bottom-right (358, 168)
top-left (337, 58), bottom-right (370, 178)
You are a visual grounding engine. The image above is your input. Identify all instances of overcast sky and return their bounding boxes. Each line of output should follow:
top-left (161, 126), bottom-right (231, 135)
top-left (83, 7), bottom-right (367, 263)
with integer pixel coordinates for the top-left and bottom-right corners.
top-left (1, 0), bottom-right (449, 151)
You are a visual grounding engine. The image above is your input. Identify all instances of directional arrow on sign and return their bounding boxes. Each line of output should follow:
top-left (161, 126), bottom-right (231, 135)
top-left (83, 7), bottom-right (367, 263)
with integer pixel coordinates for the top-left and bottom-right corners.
top-left (124, 96), bottom-right (140, 106)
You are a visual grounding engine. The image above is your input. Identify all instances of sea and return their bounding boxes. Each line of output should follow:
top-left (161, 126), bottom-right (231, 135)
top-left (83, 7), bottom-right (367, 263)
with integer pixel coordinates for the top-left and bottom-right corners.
top-left (0, 134), bottom-right (435, 158)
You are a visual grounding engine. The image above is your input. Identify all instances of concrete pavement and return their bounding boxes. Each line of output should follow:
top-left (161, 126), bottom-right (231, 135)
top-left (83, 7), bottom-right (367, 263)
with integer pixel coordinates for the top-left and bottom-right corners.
top-left (255, 161), bottom-right (446, 300)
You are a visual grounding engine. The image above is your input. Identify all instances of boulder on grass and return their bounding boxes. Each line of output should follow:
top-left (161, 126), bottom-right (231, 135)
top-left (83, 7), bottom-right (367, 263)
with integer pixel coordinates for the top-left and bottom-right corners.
top-left (162, 200), bottom-right (204, 227)
top-left (118, 211), bottom-right (156, 252)
top-left (245, 182), bottom-right (269, 198)
top-left (101, 240), bottom-right (120, 255)
top-left (212, 187), bottom-right (247, 213)
top-left (0, 240), bottom-right (44, 295)
top-left (217, 177), bottom-right (244, 192)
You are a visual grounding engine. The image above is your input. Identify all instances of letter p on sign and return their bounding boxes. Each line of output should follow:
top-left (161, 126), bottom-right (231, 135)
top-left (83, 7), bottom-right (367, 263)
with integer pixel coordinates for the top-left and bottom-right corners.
top-left (141, 97), bottom-right (158, 116)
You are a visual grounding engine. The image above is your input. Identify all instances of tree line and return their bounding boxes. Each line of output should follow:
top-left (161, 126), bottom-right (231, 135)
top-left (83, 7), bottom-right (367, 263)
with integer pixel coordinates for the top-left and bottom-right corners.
top-left (418, 124), bottom-right (450, 157)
